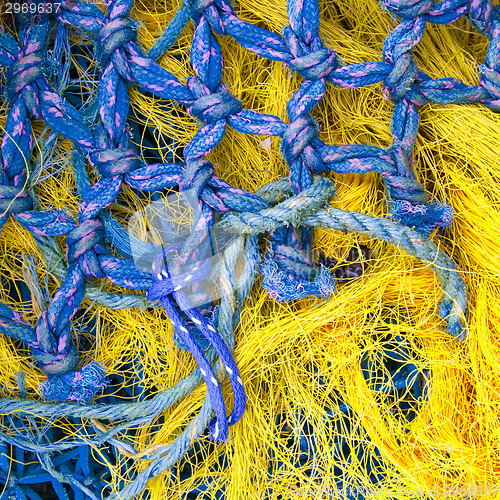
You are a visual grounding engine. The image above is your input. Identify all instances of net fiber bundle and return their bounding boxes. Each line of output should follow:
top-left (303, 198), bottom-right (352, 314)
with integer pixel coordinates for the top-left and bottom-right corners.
top-left (0, 0), bottom-right (498, 497)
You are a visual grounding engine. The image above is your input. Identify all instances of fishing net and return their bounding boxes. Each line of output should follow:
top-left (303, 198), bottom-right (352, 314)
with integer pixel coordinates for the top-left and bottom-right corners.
top-left (0, 0), bottom-right (498, 498)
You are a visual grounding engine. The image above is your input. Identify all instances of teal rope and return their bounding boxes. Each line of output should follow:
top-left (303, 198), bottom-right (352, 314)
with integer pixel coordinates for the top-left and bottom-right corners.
top-left (220, 177), bottom-right (467, 339)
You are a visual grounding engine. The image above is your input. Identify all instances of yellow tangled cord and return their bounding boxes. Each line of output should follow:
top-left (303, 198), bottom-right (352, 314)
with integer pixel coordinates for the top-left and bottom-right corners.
top-left (1, 0), bottom-right (499, 498)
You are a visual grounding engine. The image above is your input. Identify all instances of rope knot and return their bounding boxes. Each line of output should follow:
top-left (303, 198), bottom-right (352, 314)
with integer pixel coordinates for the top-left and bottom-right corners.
top-left (6, 51), bottom-right (45, 100)
top-left (249, 177), bottom-right (336, 301)
top-left (184, 0), bottom-right (216, 20)
top-left (39, 363), bottom-right (108, 403)
top-left (382, 17), bottom-right (425, 102)
top-left (189, 90), bottom-right (243, 123)
top-left (66, 218), bottom-right (105, 278)
top-left (288, 46), bottom-right (339, 80)
top-left (31, 312), bottom-right (107, 402)
top-left (479, 61), bottom-right (500, 109)
top-left (281, 115), bottom-right (319, 167)
top-left (381, 0), bottom-right (433, 18)
top-left (97, 17), bottom-right (137, 67)
top-left (283, 26), bottom-right (339, 81)
top-left (382, 146), bottom-right (453, 234)
top-left (89, 148), bottom-right (141, 177)
top-left (179, 158), bottom-right (214, 198)
top-left (384, 52), bottom-right (418, 102)
top-left (30, 312), bottom-right (79, 376)
top-left (0, 185), bottom-right (33, 215)
top-left (31, 342), bottom-right (80, 376)
top-left (382, 167), bottom-right (428, 205)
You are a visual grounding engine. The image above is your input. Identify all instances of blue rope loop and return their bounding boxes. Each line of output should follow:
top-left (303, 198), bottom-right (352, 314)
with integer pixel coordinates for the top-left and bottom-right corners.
top-left (147, 244), bottom-right (247, 443)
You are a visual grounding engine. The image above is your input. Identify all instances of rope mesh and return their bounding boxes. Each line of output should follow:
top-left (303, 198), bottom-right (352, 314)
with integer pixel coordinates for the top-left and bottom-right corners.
top-left (0, 0), bottom-right (498, 498)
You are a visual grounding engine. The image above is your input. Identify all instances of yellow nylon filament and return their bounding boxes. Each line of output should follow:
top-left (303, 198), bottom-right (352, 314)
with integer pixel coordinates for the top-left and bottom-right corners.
top-left (0, 0), bottom-right (499, 498)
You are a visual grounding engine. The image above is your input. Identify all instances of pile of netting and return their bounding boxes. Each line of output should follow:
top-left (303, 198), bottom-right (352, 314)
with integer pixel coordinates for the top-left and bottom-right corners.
top-left (0, 0), bottom-right (499, 498)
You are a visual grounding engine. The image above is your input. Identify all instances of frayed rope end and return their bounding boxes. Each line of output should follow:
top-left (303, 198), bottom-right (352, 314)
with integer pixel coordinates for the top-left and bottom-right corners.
top-left (39, 362), bottom-right (108, 404)
top-left (389, 199), bottom-right (453, 238)
top-left (260, 254), bottom-right (335, 302)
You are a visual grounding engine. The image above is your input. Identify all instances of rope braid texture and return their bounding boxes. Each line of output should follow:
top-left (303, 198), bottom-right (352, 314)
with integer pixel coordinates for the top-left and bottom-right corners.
top-left (0, 0), bottom-right (497, 496)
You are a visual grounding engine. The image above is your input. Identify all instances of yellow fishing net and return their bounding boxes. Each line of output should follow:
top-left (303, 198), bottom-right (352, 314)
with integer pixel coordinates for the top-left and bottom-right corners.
top-left (0, 0), bottom-right (499, 498)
